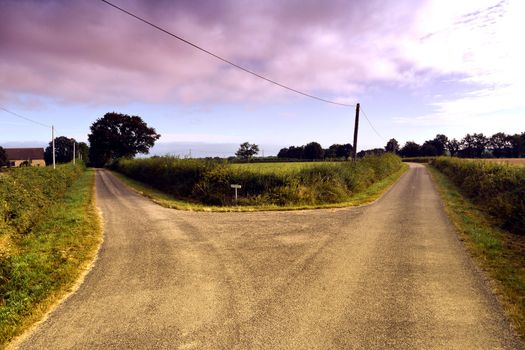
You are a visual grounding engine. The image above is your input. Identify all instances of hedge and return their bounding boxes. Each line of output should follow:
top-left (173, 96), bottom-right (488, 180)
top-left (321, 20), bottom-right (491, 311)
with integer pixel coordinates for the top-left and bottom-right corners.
top-left (0, 164), bottom-right (84, 236)
top-left (431, 157), bottom-right (525, 234)
top-left (111, 154), bottom-right (402, 206)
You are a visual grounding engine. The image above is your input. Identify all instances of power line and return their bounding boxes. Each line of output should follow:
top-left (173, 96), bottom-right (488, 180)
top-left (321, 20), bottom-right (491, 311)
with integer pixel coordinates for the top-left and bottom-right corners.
top-left (99, 0), bottom-right (355, 108)
top-left (360, 106), bottom-right (385, 141)
top-left (0, 106), bottom-right (51, 128)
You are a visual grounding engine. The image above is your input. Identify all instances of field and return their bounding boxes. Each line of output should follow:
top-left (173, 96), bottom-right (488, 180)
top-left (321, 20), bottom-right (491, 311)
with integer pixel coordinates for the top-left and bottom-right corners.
top-left (480, 158), bottom-right (525, 167)
top-left (230, 161), bottom-right (340, 174)
top-left (111, 154), bottom-right (404, 207)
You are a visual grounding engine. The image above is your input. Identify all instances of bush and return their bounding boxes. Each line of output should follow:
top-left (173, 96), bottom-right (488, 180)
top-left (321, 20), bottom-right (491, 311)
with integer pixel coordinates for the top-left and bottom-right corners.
top-left (401, 157), bottom-right (436, 163)
top-left (431, 157), bottom-right (525, 234)
top-left (0, 164), bottom-right (84, 235)
top-left (112, 154), bottom-right (403, 206)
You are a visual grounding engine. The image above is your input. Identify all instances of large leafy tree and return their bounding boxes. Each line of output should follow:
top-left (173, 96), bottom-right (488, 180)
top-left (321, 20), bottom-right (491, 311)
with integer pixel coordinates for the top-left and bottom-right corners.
top-left (235, 142), bottom-right (259, 160)
top-left (0, 146), bottom-right (7, 167)
top-left (88, 112), bottom-right (160, 167)
top-left (44, 136), bottom-right (76, 165)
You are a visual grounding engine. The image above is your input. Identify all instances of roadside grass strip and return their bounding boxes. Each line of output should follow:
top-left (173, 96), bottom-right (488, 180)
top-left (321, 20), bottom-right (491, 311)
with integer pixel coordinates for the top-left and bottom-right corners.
top-left (0, 169), bottom-right (101, 348)
top-left (112, 163), bottom-right (408, 212)
top-left (428, 166), bottom-right (525, 341)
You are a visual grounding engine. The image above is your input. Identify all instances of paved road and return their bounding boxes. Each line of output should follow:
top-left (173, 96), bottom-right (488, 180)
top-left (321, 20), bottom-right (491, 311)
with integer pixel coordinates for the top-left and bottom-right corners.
top-left (17, 164), bottom-right (523, 349)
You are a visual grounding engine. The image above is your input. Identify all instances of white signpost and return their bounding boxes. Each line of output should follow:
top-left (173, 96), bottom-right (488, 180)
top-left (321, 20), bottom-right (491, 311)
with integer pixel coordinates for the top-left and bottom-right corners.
top-left (230, 184), bottom-right (242, 202)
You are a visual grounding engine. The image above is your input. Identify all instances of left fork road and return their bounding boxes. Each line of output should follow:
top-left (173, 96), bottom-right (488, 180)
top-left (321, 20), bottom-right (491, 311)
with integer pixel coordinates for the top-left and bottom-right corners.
top-left (16, 169), bottom-right (242, 349)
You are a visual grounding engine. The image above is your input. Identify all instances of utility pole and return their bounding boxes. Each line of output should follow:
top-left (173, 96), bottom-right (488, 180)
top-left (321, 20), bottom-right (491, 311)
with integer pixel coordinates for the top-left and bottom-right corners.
top-left (72, 139), bottom-right (76, 165)
top-left (52, 125), bottom-right (56, 169)
top-left (352, 103), bottom-right (360, 162)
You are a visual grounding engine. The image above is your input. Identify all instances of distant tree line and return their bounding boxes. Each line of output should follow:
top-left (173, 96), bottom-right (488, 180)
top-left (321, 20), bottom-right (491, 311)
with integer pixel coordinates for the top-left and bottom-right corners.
top-left (44, 136), bottom-right (89, 165)
top-left (275, 131), bottom-right (525, 161)
top-left (277, 142), bottom-right (352, 160)
top-left (396, 132), bottom-right (525, 158)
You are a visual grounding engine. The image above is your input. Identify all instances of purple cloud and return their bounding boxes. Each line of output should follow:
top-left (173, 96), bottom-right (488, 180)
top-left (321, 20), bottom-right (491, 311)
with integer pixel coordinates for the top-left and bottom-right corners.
top-left (1, 0), bottom-right (515, 110)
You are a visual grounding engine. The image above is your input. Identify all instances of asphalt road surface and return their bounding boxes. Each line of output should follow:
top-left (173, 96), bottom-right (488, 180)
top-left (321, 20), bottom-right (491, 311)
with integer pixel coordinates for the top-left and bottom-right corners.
top-left (17, 164), bottom-right (523, 349)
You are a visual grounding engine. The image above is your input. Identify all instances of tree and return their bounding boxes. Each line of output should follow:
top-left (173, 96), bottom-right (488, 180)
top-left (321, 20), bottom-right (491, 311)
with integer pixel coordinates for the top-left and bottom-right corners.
top-left (88, 112), bottom-right (161, 167)
top-left (357, 148), bottom-right (385, 158)
top-left (385, 138), bottom-right (399, 153)
top-left (446, 138), bottom-right (460, 157)
top-left (324, 145), bottom-right (338, 159)
top-left (77, 142), bottom-right (90, 163)
top-left (44, 136), bottom-right (76, 165)
top-left (420, 141), bottom-right (438, 156)
top-left (287, 146), bottom-right (304, 159)
top-left (459, 133), bottom-right (489, 158)
top-left (508, 133), bottom-right (525, 158)
top-left (472, 133), bottom-right (489, 158)
top-left (303, 142), bottom-right (324, 160)
top-left (277, 147), bottom-right (289, 158)
top-left (400, 141), bottom-right (421, 158)
top-left (489, 132), bottom-right (511, 158)
top-left (337, 144), bottom-right (352, 160)
top-left (235, 142), bottom-right (259, 160)
top-left (0, 146), bottom-right (7, 167)
top-left (432, 134), bottom-right (448, 155)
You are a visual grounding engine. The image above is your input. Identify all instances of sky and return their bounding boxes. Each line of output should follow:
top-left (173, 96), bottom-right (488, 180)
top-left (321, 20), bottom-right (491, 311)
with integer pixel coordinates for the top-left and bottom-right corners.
top-left (0, 0), bottom-right (524, 157)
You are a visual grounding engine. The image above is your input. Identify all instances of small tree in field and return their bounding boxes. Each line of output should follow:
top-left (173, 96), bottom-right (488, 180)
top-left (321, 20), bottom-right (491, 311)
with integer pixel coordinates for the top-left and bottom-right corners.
top-left (236, 142), bottom-right (259, 160)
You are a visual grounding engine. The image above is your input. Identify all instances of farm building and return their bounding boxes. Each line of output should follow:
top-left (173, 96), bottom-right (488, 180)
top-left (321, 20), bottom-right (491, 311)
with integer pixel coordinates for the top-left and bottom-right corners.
top-left (5, 148), bottom-right (46, 167)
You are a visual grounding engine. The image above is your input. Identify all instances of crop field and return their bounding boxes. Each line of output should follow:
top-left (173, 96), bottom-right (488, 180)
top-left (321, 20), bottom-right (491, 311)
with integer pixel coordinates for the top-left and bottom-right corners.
top-left (230, 161), bottom-right (340, 174)
top-left (480, 158), bottom-right (525, 167)
top-left (111, 154), bottom-right (403, 207)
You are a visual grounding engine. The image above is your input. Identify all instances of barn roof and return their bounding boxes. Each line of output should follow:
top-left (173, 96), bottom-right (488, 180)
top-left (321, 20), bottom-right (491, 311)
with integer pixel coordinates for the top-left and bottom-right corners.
top-left (5, 148), bottom-right (45, 160)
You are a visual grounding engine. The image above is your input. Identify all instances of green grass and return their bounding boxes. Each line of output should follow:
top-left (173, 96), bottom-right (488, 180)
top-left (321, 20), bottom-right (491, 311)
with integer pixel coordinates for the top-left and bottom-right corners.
top-left (112, 163), bottom-right (408, 211)
top-left (230, 161), bottom-right (339, 174)
top-left (111, 154), bottom-right (404, 206)
top-left (428, 165), bottom-right (525, 341)
top-left (0, 169), bottom-right (101, 348)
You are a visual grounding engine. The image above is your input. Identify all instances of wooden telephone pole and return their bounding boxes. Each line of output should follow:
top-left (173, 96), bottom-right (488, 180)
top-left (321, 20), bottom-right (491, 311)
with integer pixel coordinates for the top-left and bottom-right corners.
top-left (352, 103), bottom-right (360, 162)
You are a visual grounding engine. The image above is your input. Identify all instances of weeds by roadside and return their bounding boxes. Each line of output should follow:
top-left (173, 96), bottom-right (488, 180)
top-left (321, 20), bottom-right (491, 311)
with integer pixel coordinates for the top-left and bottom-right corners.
top-left (0, 168), bottom-right (101, 348)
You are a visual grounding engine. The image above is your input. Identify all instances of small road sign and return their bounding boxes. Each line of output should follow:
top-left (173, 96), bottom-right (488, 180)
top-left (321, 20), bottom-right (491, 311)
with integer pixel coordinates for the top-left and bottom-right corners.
top-left (230, 184), bottom-right (242, 202)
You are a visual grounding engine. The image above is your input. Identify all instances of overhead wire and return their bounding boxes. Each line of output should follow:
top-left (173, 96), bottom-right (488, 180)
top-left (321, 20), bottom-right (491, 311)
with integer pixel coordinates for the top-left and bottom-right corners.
top-left (360, 106), bottom-right (385, 141)
top-left (0, 106), bottom-right (51, 129)
top-left (99, 0), bottom-right (355, 108)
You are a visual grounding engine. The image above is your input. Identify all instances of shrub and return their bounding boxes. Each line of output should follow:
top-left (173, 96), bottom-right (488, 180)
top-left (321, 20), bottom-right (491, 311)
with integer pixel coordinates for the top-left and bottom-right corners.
top-left (112, 154), bottom-right (402, 206)
top-left (431, 157), bottom-right (525, 234)
top-left (0, 164), bottom-right (83, 235)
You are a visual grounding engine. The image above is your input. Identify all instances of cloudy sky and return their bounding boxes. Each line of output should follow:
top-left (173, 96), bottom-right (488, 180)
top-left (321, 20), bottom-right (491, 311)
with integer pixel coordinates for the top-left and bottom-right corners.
top-left (0, 0), bottom-right (523, 156)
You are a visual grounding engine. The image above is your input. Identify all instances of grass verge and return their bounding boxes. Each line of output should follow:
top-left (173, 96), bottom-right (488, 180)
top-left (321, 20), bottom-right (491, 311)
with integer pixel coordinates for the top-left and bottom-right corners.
top-left (111, 163), bottom-right (409, 211)
top-left (1, 169), bottom-right (102, 348)
top-left (427, 165), bottom-right (525, 341)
